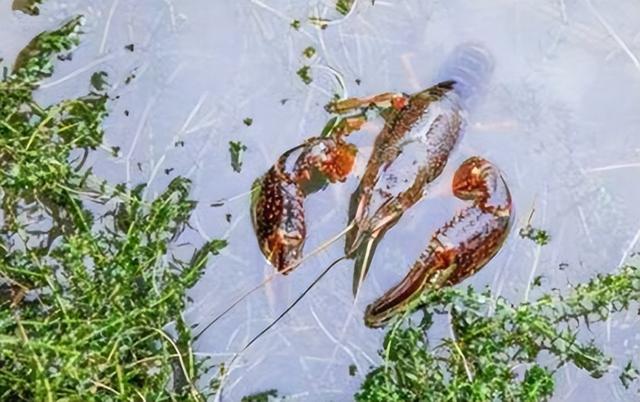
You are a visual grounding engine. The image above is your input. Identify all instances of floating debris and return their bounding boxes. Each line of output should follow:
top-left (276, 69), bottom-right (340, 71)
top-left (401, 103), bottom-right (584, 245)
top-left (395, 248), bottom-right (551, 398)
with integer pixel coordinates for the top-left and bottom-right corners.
top-left (90, 71), bottom-right (108, 92)
top-left (296, 65), bottom-right (312, 85)
top-left (336, 0), bottom-right (355, 16)
top-left (241, 389), bottom-right (278, 402)
top-left (302, 46), bottom-right (316, 58)
top-left (519, 224), bottom-right (551, 246)
top-left (229, 140), bottom-right (248, 173)
top-left (12, 0), bottom-right (42, 15)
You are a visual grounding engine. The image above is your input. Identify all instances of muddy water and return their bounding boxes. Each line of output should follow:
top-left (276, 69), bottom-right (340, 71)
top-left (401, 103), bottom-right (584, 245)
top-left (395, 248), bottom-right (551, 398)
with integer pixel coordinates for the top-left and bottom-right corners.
top-left (3, 0), bottom-right (640, 400)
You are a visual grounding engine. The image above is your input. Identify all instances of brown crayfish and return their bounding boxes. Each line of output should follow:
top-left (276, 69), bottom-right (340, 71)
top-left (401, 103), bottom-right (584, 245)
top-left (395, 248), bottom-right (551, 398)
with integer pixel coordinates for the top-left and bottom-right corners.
top-left (250, 43), bottom-right (514, 327)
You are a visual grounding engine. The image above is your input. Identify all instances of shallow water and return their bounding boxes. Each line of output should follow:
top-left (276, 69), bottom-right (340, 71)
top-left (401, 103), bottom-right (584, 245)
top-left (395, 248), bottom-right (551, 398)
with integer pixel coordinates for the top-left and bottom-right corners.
top-left (3, 0), bottom-right (640, 400)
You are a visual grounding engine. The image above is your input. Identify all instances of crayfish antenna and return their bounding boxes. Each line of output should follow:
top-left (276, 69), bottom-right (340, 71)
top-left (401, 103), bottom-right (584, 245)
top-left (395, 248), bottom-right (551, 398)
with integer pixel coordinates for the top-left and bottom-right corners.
top-left (209, 187), bottom-right (260, 207)
top-left (192, 222), bottom-right (355, 341)
top-left (213, 256), bottom-right (346, 399)
top-left (238, 257), bottom-right (345, 354)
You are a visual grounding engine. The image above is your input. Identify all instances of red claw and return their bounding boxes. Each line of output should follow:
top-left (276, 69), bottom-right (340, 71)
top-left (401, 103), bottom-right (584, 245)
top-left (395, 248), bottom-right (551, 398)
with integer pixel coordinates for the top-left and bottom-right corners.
top-left (364, 157), bottom-right (512, 328)
top-left (252, 136), bottom-right (359, 273)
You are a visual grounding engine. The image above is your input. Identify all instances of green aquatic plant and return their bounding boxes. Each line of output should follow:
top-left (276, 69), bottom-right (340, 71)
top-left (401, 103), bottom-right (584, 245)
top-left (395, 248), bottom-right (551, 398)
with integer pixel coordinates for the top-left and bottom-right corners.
top-left (336, 0), bottom-right (355, 16)
top-left (229, 140), bottom-right (248, 173)
top-left (519, 224), bottom-right (551, 246)
top-left (356, 264), bottom-right (640, 401)
top-left (12, 0), bottom-right (43, 15)
top-left (0, 16), bottom-right (225, 401)
top-left (296, 65), bottom-right (312, 85)
top-left (241, 389), bottom-right (279, 402)
top-left (302, 46), bottom-right (316, 59)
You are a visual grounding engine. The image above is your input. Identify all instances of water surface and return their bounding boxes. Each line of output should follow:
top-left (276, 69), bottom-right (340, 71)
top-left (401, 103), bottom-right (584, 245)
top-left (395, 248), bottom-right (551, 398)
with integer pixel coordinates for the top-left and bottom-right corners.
top-left (3, 1), bottom-right (640, 400)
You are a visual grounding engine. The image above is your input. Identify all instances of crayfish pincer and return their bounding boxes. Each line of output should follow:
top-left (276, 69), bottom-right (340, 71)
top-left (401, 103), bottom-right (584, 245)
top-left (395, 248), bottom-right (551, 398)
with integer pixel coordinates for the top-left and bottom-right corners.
top-left (364, 157), bottom-right (513, 328)
top-left (251, 136), bottom-right (357, 273)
